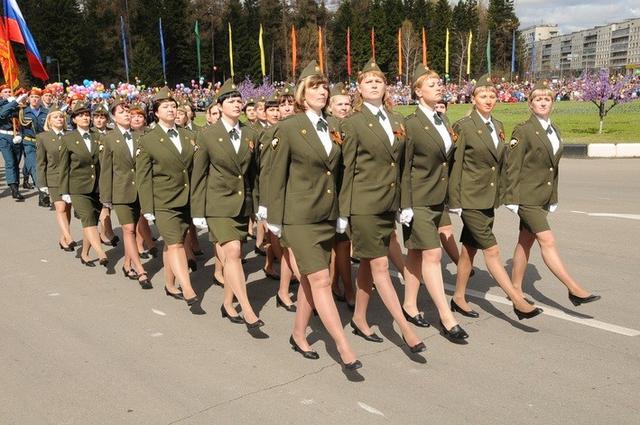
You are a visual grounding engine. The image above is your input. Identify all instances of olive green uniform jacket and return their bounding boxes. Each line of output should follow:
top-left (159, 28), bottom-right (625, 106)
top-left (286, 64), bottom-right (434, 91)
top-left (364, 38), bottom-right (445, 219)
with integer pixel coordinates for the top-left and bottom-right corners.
top-left (59, 129), bottom-right (101, 195)
top-left (135, 125), bottom-right (196, 215)
top-left (503, 114), bottom-right (563, 206)
top-left (448, 110), bottom-right (507, 210)
top-left (99, 128), bottom-right (142, 205)
top-left (254, 124), bottom-right (276, 210)
top-left (36, 130), bottom-right (64, 189)
top-left (268, 113), bottom-right (342, 226)
top-left (401, 108), bottom-right (455, 208)
top-left (339, 107), bottom-right (406, 217)
top-left (191, 120), bottom-right (259, 218)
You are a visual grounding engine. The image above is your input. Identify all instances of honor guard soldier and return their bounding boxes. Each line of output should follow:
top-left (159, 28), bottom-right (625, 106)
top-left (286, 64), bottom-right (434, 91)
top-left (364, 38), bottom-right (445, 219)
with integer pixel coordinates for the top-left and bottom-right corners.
top-left (0, 85), bottom-right (28, 200)
top-left (20, 87), bottom-right (48, 193)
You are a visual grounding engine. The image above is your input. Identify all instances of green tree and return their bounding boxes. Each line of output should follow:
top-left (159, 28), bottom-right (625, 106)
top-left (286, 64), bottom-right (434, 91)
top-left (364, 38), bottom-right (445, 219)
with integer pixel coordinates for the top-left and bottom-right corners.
top-left (487, 0), bottom-right (519, 74)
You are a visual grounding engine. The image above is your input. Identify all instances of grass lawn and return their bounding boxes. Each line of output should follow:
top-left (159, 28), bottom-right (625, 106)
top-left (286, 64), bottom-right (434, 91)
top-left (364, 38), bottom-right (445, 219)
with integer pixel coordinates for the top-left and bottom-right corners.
top-left (196, 100), bottom-right (639, 144)
top-left (396, 100), bottom-right (640, 144)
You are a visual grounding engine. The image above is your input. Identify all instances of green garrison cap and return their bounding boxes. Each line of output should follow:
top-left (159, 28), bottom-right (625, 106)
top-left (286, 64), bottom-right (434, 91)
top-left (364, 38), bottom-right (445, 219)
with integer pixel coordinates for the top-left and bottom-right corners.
top-left (47, 104), bottom-right (63, 114)
top-left (92, 103), bottom-right (109, 116)
top-left (217, 78), bottom-right (240, 99)
top-left (265, 91), bottom-right (280, 106)
top-left (298, 60), bottom-right (324, 82)
top-left (330, 82), bottom-right (348, 97)
top-left (71, 101), bottom-right (91, 116)
top-left (280, 83), bottom-right (296, 96)
top-left (474, 73), bottom-right (495, 88)
top-left (531, 79), bottom-right (552, 92)
top-left (413, 63), bottom-right (431, 82)
top-left (361, 58), bottom-right (383, 74)
top-left (153, 86), bottom-right (173, 102)
top-left (109, 97), bottom-right (128, 113)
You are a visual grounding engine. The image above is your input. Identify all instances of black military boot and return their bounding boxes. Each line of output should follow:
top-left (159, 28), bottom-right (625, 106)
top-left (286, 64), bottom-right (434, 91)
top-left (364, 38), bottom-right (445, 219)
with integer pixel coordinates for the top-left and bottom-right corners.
top-left (23, 177), bottom-right (34, 190)
top-left (38, 191), bottom-right (51, 208)
top-left (9, 184), bottom-right (25, 201)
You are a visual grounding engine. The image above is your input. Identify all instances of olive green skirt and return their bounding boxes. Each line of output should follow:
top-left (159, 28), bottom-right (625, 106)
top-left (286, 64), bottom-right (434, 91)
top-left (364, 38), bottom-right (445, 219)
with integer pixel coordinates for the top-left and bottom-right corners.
top-left (155, 207), bottom-right (190, 245)
top-left (70, 192), bottom-right (101, 228)
top-left (113, 201), bottom-right (141, 226)
top-left (48, 186), bottom-right (62, 204)
top-left (403, 204), bottom-right (444, 250)
top-left (460, 208), bottom-right (497, 250)
top-left (350, 212), bottom-right (396, 259)
top-left (207, 216), bottom-right (249, 245)
top-left (518, 205), bottom-right (550, 234)
top-left (283, 221), bottom-right (335, 275)
top-left (438, 210), bottom-right (452, 227)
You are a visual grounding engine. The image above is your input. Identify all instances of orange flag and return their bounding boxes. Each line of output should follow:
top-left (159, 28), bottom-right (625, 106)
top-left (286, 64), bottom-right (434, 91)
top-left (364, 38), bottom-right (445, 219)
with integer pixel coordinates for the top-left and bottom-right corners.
top-left (398, 27), bottom-right (402, 76)
top-left (422, 27), bottom-right (427, 66)
top-left (371, 27), bottom-right (376, 61)
top-left (291, 25), bottom-right (297, 77)
top-left (318, 26), bottom-right (324, 73)
top-left (0, 19), bottom-right (19, 90)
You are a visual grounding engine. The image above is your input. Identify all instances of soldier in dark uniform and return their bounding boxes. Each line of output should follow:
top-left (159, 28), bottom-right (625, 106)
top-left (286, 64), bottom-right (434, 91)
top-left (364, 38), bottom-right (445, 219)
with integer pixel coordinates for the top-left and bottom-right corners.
top-left (36, 105), bottom-right (75, 250)
top-left (504, 81), bottom-right (600, 307)
top-left (339, 59), bottom-right (425, 353)
top-left (0, 85), bottom-right (28, 200)
top-left (448, 75), bottom-right (542, 320)
top-left (267, 61), bottom-right (361, 368)
top-left (136, 87), bottom-right (203, 314)
top-left (20, 87), bottom-right (48, 194)
top-left (243, 97), bottom-right (258, 127)
top-left (191, 79), bottom-right (264, 329)
top-left (399, 65), bottom-right (468, 342)
top-left (59, 101), bottom-right (109, 268)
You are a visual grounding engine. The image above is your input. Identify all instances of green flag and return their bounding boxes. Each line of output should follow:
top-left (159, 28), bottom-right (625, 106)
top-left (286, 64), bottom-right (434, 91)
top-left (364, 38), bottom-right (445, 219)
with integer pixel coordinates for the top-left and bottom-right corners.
top-left (486, 30), bottom-right (491, 74)
top-left (195, 20), bottom-right (201, 79)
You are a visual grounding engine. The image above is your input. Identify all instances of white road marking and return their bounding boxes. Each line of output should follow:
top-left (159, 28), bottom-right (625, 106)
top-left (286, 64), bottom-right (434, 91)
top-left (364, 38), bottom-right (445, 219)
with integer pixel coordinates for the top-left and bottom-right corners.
top-left (48, 292), bottom-right (60, 296)
top-left (151, 309), bottom-right (166, 316)
top-left (150, 332), bottom-right (163, 337)
top-left (386, 269), bottom-right (640, 337)
top-left (300, 399), bottom-right (315, 405)
top-left (571, 210), bottom-right (640, 221)
top-left (358, 402), bottom-right (385, 417)
top-left (40, 259), bottom-right (48, 262)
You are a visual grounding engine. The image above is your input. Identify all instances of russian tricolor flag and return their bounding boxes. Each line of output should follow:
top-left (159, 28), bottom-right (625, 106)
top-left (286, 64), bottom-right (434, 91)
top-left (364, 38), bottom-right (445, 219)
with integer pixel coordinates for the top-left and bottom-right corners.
top-left (2, 0), bottom-right (48, 81)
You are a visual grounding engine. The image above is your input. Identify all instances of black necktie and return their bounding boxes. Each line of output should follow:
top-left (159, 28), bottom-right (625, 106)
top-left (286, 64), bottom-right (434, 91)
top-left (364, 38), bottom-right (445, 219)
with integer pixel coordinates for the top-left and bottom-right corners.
top-left (546, 125), bottom-right (553, 135)
top-left (167, 129), bottom-right (178, 138)
top-left (124, 131), bottom-right (132, 141)
top-left (229, 128), bottom-right (239, 140)
top-left (433, 113), bottom-right (443, 126)
top-left (485, 121), bottom-right (494, 133)
top-left (82, 133), bottom-right (91, 141)
top-left (376, 110), bottom-right (386, 121)
top-left (316, 118), bottom-right (328, 132)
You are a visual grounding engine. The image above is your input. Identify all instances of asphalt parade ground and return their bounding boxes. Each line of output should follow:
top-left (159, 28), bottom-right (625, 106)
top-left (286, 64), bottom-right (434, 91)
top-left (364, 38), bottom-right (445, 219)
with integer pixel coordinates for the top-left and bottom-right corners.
top-left (1, 158), bottom-right (639, 425)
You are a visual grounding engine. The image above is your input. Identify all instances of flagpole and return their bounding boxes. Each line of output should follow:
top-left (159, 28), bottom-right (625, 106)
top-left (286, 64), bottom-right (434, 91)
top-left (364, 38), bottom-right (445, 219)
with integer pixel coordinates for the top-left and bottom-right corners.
top-left (195, 20), bottom-right (201, 80)
top-left (120, 16), bottom-right (129, 83)
top-left (228, 23), bottom-right (234, 78)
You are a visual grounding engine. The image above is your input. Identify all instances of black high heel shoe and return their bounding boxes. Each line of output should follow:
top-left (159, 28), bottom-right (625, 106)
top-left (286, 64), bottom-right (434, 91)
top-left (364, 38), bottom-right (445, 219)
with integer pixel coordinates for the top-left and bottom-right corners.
top-left (185, 296), bottom-right (206, 315)
top-left (80, 258), bottom-right (95, 267)
top-left (402, 335), bottom-right (427, 353)
top-left (187, 259), bottom-right (197, 272)
top-left (137, 273), bottom-right (152, 290)
top-left (569, 292), bottom-right (601, 306)
top-left (98, 257), bottom-right (109, 267)
top-left (100, 236), bottom-right (119, 247)
top-left (164, 286), bottom-right (184, 300)
top-left (402, 308), bottom-right (431, 328)
top-left (513, 306), bottom-right (543, 320)
top-left (59, 242), bottom-right (74, 252)
top-left (343, 359), bottom-right (363, 371)
top-left (440, 321), bottom-right (469, 342)
top-left (289, 335), bottom-right (319, 359)
top-left (220, 305), bottom-right (244, 324)
top-left (245, 318), bottom-right (265, 329)
top-left (450, 299), bottom-right (479, 318)
top-left (350, 320), bottom-right (383, 343)
top-left (276, 294), bottom-right (296, 312)
top-left (122, 266), bottom-right (139, 280)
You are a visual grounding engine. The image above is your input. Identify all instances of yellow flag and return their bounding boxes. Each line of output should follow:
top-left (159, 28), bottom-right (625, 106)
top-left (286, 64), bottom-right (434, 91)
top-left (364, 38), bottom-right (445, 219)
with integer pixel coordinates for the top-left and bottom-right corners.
top-left (259, 24), bottom-right (266, 77)
top-left (466, 31), bottom-right (473, 76)
top-left (445, 28), bottom-right (449, 75)
top-left (228, 23), bottom-right (234, 77)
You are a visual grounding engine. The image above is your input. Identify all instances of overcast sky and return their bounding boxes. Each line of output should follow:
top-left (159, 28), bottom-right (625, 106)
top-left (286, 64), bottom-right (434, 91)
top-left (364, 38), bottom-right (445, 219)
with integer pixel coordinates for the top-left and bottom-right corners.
top-left (514, 0), bottom-right (640, 33)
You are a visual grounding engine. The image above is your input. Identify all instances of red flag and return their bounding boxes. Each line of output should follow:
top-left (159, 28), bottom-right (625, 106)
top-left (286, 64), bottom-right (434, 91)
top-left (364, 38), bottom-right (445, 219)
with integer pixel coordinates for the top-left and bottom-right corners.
top-left (371, 27), bottom-right (376, 61)
top-left (291, 25), bottom-right (297, 77)
top-left (0, 18), bottom-right (19, 89)
top-left (346, 27), bottom-right (351, 76)
top-left (398, 27), bottom-right (402, 76)
top-left (422, 27), bottom-right (427, 66)
top-left (318, 26), bottom-right (324, 73)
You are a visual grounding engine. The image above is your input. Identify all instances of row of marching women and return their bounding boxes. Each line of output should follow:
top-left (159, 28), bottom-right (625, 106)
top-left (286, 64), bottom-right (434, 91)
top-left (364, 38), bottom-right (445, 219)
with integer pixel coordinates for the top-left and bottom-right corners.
top-left (22, 59), bottom-right (601, 372)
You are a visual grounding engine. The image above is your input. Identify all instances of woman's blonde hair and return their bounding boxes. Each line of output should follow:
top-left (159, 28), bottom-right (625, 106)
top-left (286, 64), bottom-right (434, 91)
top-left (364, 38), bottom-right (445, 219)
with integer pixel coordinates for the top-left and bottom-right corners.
top-left (44, 110), bottom-right (66, 132)
top-left (294, 74), bottom-right (329, 113)
top-left (352, 70), bottom-right (394, 112)
top-left (528, 88), bottom-right (555, 103)
top-left (467, 85), bottom-right (499, 116)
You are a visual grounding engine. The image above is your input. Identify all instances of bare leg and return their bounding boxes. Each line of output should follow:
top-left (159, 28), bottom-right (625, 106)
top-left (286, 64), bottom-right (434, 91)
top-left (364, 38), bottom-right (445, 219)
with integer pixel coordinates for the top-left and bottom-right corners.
top-left (482, 245), bottom-right (538, 312)
top-left (511, 228), bottom-right (536, 296)
top-left (165, 244), bottom-right (196, 299)
top-left (335, 240), bottom-right (355, 305)
top-left (255, 219), bottom-right (265, 249)
top-left (136, 218), bottom-right (155, 253)
top-left (162, 245), bottom-right (177, 290)
top-left (122, 222), bottom-right (145, 279)
top-left (213, 243), bottom-right (225, 284)
top-left (536, 230), bottom-right (592, 297)
top-left (278, 246), bottom-right (294, 306)
top-left (402, 250), bottom-right (423, 317)
top-left (387, 230), bottom-right (405, 277)
top-left (219, 240), bottom-right (259, 323)
top-left (82, 226), bottom-right (106, 261)
top-left (351, 259), bottom-right (373, 334)
top-left (99, 207), bottom-right (115, 240)
top-left (54, 201), bottom-right (73, 245)
top-left (439, 225), bottom-right (460, 265)
top-left (452, 243), bottom-right (477, 312)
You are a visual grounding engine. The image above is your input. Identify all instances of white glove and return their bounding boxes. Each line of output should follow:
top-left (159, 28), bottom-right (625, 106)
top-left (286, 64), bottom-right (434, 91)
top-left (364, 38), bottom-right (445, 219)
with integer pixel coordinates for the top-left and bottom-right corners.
top-left (16, 93), bottom-right (28, 103)
top-left (547, 203), bottom-right (558, 213)
top-left (12, 135), bottom-right (22, 144)
top-left (336, 217), bottom-right (348, 234)
top-left (256, 206), bottom-right (267, 221)
top-left (40, 186), bottom-right (49, 194)
top-left (103, 202), bottom-right (112, 210)
top-left (192, 217), bottom-right (208, 229)
top-left (505, 204), bottom-right (519, 214)
top-left (267, 223), bottom-right (282, 238)
top-left (61, 194), bottom-right (72, 204)
top-left (398, 208), bottom-right (414, 227)
top-left (448, 208), bottom-right (462, 217)
top-left (144, 213), bottom-right (156, 224)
